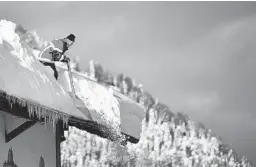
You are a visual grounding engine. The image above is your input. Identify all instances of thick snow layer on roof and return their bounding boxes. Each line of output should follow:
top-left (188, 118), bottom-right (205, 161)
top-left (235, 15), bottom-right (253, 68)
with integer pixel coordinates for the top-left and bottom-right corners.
top-left (56, 63), bottom-right (145, 138)
top-left (56, 67), bottom-right (122, 133)
top-left (0, 19), bottom-right (76, 121)
top-left (74, 78), bottom-right (121, 128)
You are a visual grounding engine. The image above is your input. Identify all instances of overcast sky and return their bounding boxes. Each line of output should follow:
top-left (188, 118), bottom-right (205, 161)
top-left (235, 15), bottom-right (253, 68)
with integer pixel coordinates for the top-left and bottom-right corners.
top-left (0, 1), bottom-right (255, 164)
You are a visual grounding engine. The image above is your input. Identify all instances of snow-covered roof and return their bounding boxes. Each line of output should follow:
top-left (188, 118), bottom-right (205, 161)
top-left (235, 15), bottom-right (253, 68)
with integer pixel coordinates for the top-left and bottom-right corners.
top-left (0, 20), bottom-right (89, 124)
top-left (0, 19), bottom-right (145, 142)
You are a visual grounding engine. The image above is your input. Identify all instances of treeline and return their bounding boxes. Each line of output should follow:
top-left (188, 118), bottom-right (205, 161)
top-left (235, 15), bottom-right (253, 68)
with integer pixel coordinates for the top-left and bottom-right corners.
top-left (62, 120), bottom-right (252, 167)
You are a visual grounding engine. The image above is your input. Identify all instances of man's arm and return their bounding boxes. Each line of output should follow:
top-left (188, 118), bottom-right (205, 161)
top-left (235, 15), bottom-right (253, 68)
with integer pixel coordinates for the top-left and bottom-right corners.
top-left (38, 44), bottom-right (52, 58)
top-left (39, 40), bottom-right (63, 58)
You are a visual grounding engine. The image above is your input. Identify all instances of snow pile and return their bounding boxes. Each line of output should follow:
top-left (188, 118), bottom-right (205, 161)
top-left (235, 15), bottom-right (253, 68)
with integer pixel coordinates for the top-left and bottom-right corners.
top-left (0, 19), bottom-right (75, 127)
top-left (0, 20), bottom-right (35, 71)
top-left (0, 20), bottom-right (22, 53)
top-left (72, 76), bottom-right (121, 133)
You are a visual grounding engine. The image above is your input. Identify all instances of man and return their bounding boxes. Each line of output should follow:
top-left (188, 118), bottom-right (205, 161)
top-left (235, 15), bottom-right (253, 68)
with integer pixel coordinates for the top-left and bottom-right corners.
top-left (39, 34), bottom-right (76, 79)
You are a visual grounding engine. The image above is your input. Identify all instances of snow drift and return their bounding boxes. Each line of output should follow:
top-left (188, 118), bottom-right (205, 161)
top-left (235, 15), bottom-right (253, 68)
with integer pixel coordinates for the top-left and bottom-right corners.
top-left (0, 20), bottom-right (76, 125)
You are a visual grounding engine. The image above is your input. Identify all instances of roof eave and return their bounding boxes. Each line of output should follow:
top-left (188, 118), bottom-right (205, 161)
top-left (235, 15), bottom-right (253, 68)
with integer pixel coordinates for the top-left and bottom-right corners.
top-left (0, 90), bottom-right (139, 144)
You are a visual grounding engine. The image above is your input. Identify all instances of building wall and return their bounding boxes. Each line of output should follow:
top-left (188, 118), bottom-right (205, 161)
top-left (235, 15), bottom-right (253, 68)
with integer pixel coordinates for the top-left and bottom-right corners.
top-left (0, 111), bottom-right (56, 167)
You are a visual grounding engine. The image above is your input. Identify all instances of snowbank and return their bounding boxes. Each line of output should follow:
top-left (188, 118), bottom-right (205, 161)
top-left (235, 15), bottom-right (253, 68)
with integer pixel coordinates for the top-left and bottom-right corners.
top-left (0, 19), bottom-right (76, 125)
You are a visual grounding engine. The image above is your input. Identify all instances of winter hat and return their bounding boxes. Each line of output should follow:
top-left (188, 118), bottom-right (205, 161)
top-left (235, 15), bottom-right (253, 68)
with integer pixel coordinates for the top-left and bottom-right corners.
top-left (66, 34), bottom-right (76, 42)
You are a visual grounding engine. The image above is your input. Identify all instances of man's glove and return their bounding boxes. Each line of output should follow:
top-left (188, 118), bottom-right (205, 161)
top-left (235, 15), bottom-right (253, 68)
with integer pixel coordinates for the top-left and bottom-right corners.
top-left (62, 56), bottom-right (70, 63)
top-left (50, 50), bottom-right (62, 61)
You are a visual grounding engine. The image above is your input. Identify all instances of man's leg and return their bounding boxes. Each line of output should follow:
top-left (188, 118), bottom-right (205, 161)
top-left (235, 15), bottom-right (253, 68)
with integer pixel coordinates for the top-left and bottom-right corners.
top-left (40, 61), bottom-right (58, 79)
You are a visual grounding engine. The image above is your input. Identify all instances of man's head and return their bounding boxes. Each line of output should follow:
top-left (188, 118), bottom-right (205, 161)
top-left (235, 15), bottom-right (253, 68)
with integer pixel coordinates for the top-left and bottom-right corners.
top-left (64, 34), bottom-right (76, 48)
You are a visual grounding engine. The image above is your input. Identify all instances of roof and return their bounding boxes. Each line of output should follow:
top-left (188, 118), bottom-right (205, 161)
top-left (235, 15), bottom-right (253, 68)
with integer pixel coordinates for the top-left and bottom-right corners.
top-left (0, 20), bottom-right (90, 124)
top-left (0, 20), bottom-right (142, 143)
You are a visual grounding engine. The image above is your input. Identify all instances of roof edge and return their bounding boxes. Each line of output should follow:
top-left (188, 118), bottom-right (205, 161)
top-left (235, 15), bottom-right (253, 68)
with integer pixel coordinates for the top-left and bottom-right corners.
top-left (0, 89), bottom-right (69, 126)
top-left (0, 89), bottom-right (139, 144)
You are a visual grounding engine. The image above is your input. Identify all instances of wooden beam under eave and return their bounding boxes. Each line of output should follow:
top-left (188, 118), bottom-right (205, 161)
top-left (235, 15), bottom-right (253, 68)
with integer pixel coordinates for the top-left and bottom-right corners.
top-left (5, 121), bottom-right (37, 143)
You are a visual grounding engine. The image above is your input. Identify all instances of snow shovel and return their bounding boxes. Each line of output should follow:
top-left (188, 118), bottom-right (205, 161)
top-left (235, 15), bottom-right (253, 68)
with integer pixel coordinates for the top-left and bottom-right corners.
top-left (65, 59), bottom-right (93, 120)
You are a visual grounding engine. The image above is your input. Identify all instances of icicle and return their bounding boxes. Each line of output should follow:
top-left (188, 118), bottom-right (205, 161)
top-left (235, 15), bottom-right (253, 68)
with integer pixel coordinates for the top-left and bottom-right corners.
top-left (20, 99), bottom-right (26, 107)
top-left (18, 98), bottom-right (21, 106)
top-left (45, 112), bottom-right (48, 126)
top-left (52, 115), bottom-right (56, 134)
top-left (17, 97), bottom-right (20, 105)
top-left (39, 107), bottom-right (42, 119)
top-left (6, 95), bottom-right (11, 104)
top-left (44, 110), bottom-right (47, 126)
top-left (30, 106), bottom-right (34, 118)
top-left (19, 99), bottom-right (23, 107)
top-left (51, 112), bottom-right (55, 133)
top-left (52, 112), bottom-right (56, 129)
top-left (40, 108), bottom-right (43, 120)
top-left (36, 106), bottom-right (39, 117)
top-left (27, 106), bottom-right (30, 117)
top-left (39, 108), bottom-right (42, 120)
top-left (35, 106), bottom-right (39, 118)
top-left (6, 95), bottom-right (10, 103)
top-left (34, 105), bottom-right (37, 116)
top-left (28, 104), bottom-right (31, 117)
top-left (63, 115), bottom-right (69, 128)
top-left (28, 104), bottom-right (33, 118)
top-left (38, 109), bottom-right (41, 120)
top-left (37, 105), bottom-right (40, 116)
top-left (59, 113), bottom-right (62, 121)
top-left (11, 96), bottom-right (15, 103)
top-left (27, 103), bottom-right (32, 117)
top-left (48, 114), bottom-right (51, 126)
top-left (31, 105), bottom-right (34, 117)
top-left (51, 112), bottom-right (55, 125)
top-left (55, 112), bottom-right (58, 120)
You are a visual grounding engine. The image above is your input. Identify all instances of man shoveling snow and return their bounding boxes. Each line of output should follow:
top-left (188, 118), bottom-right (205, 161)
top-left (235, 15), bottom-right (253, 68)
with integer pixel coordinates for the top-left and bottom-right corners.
top-left (39, 34), bottom-right (76, 79)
